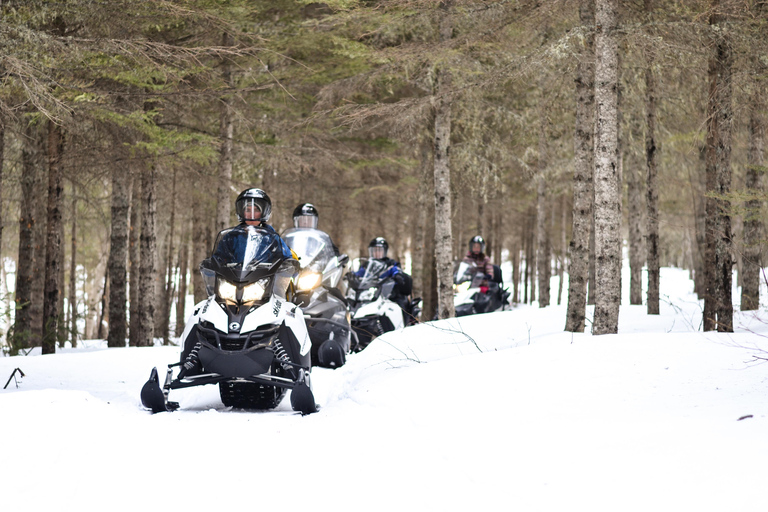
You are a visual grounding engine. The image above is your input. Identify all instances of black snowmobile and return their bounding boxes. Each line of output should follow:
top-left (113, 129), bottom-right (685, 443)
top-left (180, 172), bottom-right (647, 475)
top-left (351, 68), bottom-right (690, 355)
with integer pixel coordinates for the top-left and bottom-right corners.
top-left (283, 227), bottom-right (354, 368)
top-left (345, 258), bottom-right (420, 352)
top-left (453, 260), bottom-right (510, 316)
top-left (140, 225), bottom-right (317, 415)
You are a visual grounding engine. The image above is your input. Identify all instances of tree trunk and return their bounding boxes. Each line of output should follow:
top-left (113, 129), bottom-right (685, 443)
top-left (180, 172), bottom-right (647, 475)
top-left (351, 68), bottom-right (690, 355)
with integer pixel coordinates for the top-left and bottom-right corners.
top-left (215, 32), bottom-right (235, 234)
top-left (432, 0), bottom-right (455, 320)
top-left (192, 194), bottom-right (208, 304)
top-left (741, 83), bottom-right (765, 310)
top-left (412, 140), bottom-right (432, 301)
top-left (107, 163), bottom-right (131, 347)
top-left (627, 141), bottom-right (645, 307)
top-left (536, 100), bottom-right (551, 308)
top-left (138, 164), bottom-right (157, 346)
top-left (645, 53), bottom-right (660, 314)
top-left (97, 269), bottom-right (108, 340)
top-left (565, 0), bottom-right (595, 332)
top-left (175, 236), bottom-right (189, 336)
top-left (129, 174), bottom-right (141, 346)
top-left (0, 119), bottom-right (4, 278)
top-left (160, 168), bottom-right (177, 344)
top-left (42, 121), bottom-right (64, 354)
top-left (703, 1), bottom-right (734, 332)
top-left (557, 194), bottom-right (567, 306)
top-left (13, 121), bottom-right (45, 352)
top-left (69, 183), bottom-right (78, 347)
top-left (592, 0), bottom-right (621, 335)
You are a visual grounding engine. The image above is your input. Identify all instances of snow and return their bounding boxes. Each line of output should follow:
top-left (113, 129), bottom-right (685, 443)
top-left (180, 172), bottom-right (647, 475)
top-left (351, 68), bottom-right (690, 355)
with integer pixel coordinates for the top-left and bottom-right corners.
top-left (3, 267), bottom-right (768, 511)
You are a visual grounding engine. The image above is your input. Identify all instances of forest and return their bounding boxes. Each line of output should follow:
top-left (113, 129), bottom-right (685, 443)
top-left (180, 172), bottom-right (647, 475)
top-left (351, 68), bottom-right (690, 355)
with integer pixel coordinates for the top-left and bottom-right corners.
top-left (0, 0), bottom-right (765, 355)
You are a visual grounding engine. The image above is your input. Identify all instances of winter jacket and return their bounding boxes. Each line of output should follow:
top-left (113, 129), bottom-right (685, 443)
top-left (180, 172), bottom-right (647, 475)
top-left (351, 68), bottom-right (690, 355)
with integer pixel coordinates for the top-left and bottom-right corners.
top-left (462, 250), bottom-right (494, 278)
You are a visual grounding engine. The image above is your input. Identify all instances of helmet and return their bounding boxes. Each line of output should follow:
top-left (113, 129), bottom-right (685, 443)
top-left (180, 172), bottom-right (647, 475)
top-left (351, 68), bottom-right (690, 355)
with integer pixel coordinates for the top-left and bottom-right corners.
top-left (235, 188), bottom-right (272, 224)
top-left (469, 235), bottom-right (485, 254)
top-left (292, 203), bottom-right (319, 229)
top-left (368, 237), bottom-right (388, 259)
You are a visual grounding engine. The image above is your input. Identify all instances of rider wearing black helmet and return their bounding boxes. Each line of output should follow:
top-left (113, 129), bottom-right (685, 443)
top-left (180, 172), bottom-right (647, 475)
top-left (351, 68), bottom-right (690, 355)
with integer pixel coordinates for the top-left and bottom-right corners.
top-left (463, 235), bottom-right (494, 288)
top-left (356, 237), bottom-right (413, 317)
top-left (214, 187), bottom-right (295, 263)
top-left (291, 203), bottom-right (340, 256)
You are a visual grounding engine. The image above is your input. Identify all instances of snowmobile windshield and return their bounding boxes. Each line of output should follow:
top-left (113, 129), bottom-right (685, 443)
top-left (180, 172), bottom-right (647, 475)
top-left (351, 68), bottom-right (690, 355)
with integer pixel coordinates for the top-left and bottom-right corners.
top-left (282, 228), bottom-right (335, 272)
top-left (455, 261), bottom-right (484, 288)
top-left (208, 225), bottom-right (287, 282)
top-left (359, 258), bottom-right (388, 289)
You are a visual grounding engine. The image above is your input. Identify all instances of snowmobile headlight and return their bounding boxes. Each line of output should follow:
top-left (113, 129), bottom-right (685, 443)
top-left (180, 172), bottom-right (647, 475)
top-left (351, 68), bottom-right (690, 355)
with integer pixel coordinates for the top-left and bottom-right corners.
top-left (297, 271), bottom-right (322, 292)
top-left (454, 281), bottom-right (470, 294)
top-left (242, 278), bottom-right (269, 303)
top-left (358, 287), bottom-right (377, 301)
top-left (218, 279), bottom-right (238, 302)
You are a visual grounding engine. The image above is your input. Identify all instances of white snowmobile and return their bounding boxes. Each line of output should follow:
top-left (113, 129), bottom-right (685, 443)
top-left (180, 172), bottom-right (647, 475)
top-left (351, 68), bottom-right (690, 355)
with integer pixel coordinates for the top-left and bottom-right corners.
top-left (140, 225), bottom-right (317, 415)
top-left (345, 258), bottom-right (415, 351)
top-left (453, 260), bottom-right (510, 316)
top-left (282, 227), bottom-right (354, 368)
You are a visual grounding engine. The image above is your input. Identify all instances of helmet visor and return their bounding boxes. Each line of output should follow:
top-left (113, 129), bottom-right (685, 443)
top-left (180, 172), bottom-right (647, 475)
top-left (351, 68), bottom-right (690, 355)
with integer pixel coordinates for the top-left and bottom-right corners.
top-left (369, 246), bottom-right (386, 259)
top-left (237, 197), bottom-right (268, 223)
top-left (294, 215), bottom-right (318, 229)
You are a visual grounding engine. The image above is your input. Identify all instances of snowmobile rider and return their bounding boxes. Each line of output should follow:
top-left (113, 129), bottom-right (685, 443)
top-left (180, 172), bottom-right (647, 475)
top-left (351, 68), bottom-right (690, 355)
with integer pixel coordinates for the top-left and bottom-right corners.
top-left (292, 202), bottom-right (341, 256)
top-left (356, 237), bottom-right (413, 319)
top-left (462, 235), bottom-right (494, 292)
top-left (213, 188), bottom-right (296, 262)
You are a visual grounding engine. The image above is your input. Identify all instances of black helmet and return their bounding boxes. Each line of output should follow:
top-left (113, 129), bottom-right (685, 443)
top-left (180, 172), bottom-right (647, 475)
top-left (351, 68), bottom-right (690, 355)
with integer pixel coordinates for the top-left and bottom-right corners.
top-left (469, 235), bottom-right (485, 254)
top-left (235, 188), bottom-right (272, 224)
top-left (368, 237), bottom-right (388, 259)
top-left (292, 203), bottom-right (319, 229)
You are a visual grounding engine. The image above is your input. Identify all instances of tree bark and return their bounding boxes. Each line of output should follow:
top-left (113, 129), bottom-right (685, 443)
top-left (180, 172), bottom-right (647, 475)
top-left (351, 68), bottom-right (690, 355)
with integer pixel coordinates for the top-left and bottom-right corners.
top-left (536, 99), bottom-right (551, 308)
top-left (175, 235), bottom-right (189, 337)
top-left (13, 121), bottom-right (45, 352)
top-left (557, 194), bottom-right (567, 306)
top-left (129, 174), bottom-right (141, 346)
top-left (42, 121), bottom-right (64, 354)
top-left (565, 0), bottom-right (595, 332)
top-left (592, 0), bottom-right (621, 335)
top-left (192, 193), bottom-right (208, 304)
top-left (159, 168), bottom-right (177, 344)
top-left (107, 163), bottom-right (131, 347)
top-left (627, 140), bottom-right (645, 306)
top-left (703, 1), bottom-right (734, 332)
top-left (433, 0), bottom-right (455, 320)
top-left (741, 83), bottom-right (765, 310)
top-left (215, 32), bottom-right (235, 234)
top-left (412, 139), bottom-right (432, 301)
top-left (0, 119), bottom-right (4, 277)
top-left (137, 164), bottom-right (157, 346)
top-left (645, 51), bottom-right (660, 314)
top-left (69, 182), bottom-right (78, 347)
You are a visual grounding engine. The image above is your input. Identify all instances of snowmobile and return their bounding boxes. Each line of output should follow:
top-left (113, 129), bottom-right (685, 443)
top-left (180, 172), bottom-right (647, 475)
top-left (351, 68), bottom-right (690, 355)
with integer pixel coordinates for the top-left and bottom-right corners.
top-left (453, 260), bottom-right (510, 316)
top-left (345, 258), bottom-right (419, 351)
top-left (282, 227), bottom-right (354, 368)
top-left (140, 225), bottom-right (317, 415)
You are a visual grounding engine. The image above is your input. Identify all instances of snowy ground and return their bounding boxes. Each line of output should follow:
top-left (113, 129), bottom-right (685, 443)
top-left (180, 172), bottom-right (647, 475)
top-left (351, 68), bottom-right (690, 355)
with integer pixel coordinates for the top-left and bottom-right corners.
top-left (3, 267), bottom-right (768, 511)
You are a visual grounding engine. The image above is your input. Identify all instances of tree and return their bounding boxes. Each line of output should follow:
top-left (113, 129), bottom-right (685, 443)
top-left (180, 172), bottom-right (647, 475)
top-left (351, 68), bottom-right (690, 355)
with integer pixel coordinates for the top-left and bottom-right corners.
top-left (433, 0), bottom-right (456, 320)
top-left (42, 120), bottom-right (64, 354)
top-left (592, 0), bottom-right (621, 335)
top-left (566, 0), bottom-right (595, 333)
top-left (107, 157), bottom-right (131, 347)
top-left (645, 0), bottom-right (660, 315)
top-left (703, 0), bottom-right (734, 332)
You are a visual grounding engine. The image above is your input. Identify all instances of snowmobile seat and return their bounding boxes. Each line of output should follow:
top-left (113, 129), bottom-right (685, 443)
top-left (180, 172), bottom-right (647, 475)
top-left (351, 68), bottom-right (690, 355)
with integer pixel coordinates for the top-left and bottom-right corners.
top-left (491, 265), bottom-right (503, 284)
